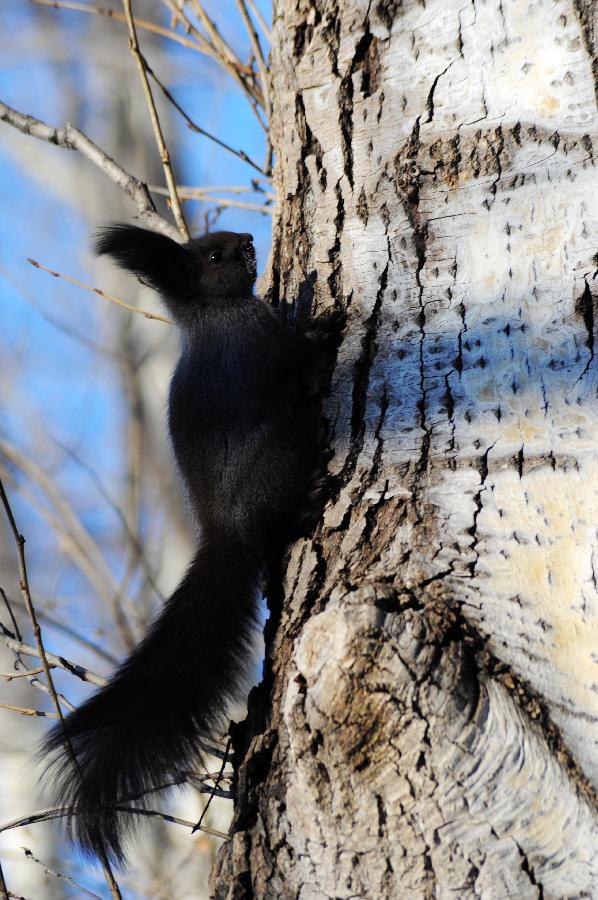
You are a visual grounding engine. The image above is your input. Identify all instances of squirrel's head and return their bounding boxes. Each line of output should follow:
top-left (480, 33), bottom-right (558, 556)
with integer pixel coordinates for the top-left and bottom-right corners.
top-left (94, 225), bottom-right (257, 322)
top-left (186, 230), bottom-right (256, 299)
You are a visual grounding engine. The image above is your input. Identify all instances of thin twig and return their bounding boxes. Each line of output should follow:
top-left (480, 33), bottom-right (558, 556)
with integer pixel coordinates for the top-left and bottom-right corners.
top-left (0, 263), bottom-right (119, 359)
top-left (6, 662), bottom-right (75, 712)
top-left (0, 100), bottom-right (179, 241)
top-left (0, 625), bottom-right (108, 688)
top-left (159, 0), bottom-right (224, 57)
top-left (150, 185), bottom-right (272, 214)
top-left (191, 770), bottom-right (233, 783)
top-left (144, 63), bottom-right (266, 175)
top-left (0, 808), bottom-right (67, 835)
top-left (161, 0), bottom-right (266, 118)
top-left (189, 0), bottom-right (239, 65)
top-left (0, 480), bottom-right (122, 899)
top-left (1, 587), bottom-right (22, 642)
top-left (0, 479), bottom-right (70, 713)
top-left (190, 783), bottom-right (232, 799)
top-left (192, 197), bottom-right (272, 214)
top-left (122, 0), bottom-right (189, 239)
top-left (115, 805), bottom-right (228, 839)
top-left (192, 735), bottom-right (232, 833)
top-left (235, 0), bottom-right (272, 170)
top-left (186, 0), bottom-right (265, 114)
top-left (245, 0), bottom-right (271, 42)
top-left (0, 703), bottom-right (59, 719)
top-left (27, 258), bottom-right (172, 324)
top-left (31, 0), bottom-right (208, 53)
top-left (0, 657), bottom-right (75, 711)
top-left (1, 666), bottom-right (47, 679)
top-left (22, 848), bottom-right (102, 900)
top-left (151, 183), bottom-right (274, 197)
top-left (0, 805), bottom-right (228, 840)
top-left (0, 626), bottom-right (76, 709)
top-left (235, 0), bottom-right (270, 118)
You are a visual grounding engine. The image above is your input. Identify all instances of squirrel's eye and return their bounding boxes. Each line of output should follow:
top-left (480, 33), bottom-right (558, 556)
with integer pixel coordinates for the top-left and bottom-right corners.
top-left (209, 250), bottom-right (223, 265)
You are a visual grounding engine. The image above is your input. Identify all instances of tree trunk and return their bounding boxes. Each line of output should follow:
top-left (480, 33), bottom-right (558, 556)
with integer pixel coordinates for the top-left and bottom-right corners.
top-left (213, 0), bottom-right (598, 896)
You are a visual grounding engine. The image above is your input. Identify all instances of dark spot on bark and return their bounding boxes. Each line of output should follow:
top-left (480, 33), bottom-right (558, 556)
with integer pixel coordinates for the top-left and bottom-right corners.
top-left (375, 794), bottom-right (387, 836)
top-left (356, 33), bottom-right (382, 98)
top-left (356, 187), bottom-right (368, 224)
top-left (294, 673), bottom-right (307, 695)
top-left (293, 7), bottom-right (321, 57)
top-left (374, 0), bottom-right (403, 31)
top-left (574, 280), bottom-right (596, 371)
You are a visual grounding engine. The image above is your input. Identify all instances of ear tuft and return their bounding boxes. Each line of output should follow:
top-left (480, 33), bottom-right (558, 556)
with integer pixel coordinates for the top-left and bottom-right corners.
top-left (94, 224), bottom-right (196, 299)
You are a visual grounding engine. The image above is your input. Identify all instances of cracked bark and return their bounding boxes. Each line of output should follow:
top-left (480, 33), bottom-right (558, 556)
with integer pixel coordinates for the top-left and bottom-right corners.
top-left (212, 1), bottom-right (598, 897)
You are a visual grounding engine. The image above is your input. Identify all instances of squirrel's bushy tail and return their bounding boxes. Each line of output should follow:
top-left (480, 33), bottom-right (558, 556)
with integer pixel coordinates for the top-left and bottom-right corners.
top-left (42, 538), bottom-right (261, 863)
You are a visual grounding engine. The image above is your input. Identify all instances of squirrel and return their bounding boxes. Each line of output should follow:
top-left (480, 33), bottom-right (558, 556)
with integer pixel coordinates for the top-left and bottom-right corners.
top-left (42, 225), bottom-right (341, 864)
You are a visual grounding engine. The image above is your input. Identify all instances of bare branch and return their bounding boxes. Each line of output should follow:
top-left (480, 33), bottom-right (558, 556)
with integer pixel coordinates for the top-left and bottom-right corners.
top-left (160, 0), bottom-right (266, 120)
top-left (234, 0), bottom-right (272, 170)
top-left (0, 626), bottom-right (108, 688)
top-left (151, 185), bottom-right (273, 214)
top-left (244, 0), bottom-right (271, 42)
top-left (159, 0), bottom-right (222, 56)
top-left (192, 735), bottom-right (232, 833)
top-left (0, 808), bottom-right (68, 834)
top-left (235, 0), bottom-right (271, 117)
top-left (0, 587), bottom-right (22, 642)
top-left (27, 258), bottom-right (173, 324)
top-left (150, 183), bottom-right (275, 197)
top-left (144, 62), bottom-right (266, 174)
top-left (189, 770), bottom-right (233, 784)
top-left (4, 659), bottom-right (76, 712)
top-left (0, 478), bottom-right (69, 716)
top-left (0, 666), bottom-right (46, 680)
top-left (0, 703), bottom-right (59, 719)
top-left (189, 0), bottom-right (239, 65)
top-left (31, 0), bottom-right (209, 54)
top-left (22, 848), bottom-right (103, 900)
top-left (114, 805), bottom-right (229, 839)
top-left (0, 100), bottom-right (179, 241)
top-left (122, 0), bottom-right (189, 240)
top-left (0, 805), bottom-right (228, 840)
top-left (195, 198), bottom-right (272, 214)
top-left (0, 263), bottom-right (119, 359)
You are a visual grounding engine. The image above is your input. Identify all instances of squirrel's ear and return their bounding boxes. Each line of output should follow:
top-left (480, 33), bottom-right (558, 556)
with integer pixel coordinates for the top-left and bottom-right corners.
top-left (94, 225), bottom-right (197, 298)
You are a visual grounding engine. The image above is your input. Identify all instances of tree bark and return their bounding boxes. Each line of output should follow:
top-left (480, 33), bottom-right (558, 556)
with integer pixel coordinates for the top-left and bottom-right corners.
top-left (213, 0), bottom-right (598, 896)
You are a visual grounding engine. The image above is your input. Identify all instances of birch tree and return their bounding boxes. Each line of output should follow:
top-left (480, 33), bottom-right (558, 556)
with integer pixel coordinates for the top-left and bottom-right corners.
top-left (212, 0), bottom-right (598, 896)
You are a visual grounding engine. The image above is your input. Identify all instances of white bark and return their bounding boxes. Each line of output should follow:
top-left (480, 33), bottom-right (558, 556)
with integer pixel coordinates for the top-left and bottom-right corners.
top-left (214, 0), bottom-right (598, 896)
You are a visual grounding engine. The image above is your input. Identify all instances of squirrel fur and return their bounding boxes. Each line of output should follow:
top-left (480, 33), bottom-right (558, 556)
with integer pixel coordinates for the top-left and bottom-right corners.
top-left (42, 225), bottom-right (339, 864)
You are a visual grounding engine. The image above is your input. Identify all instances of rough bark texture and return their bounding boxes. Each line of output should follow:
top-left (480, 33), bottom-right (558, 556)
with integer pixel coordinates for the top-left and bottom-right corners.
top-left (212, 0), bottom-right (598, 897)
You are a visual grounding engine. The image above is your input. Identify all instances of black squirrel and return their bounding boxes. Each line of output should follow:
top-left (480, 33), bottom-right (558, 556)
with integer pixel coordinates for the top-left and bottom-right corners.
top-left (42, 225), bottom-right (341, 864)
